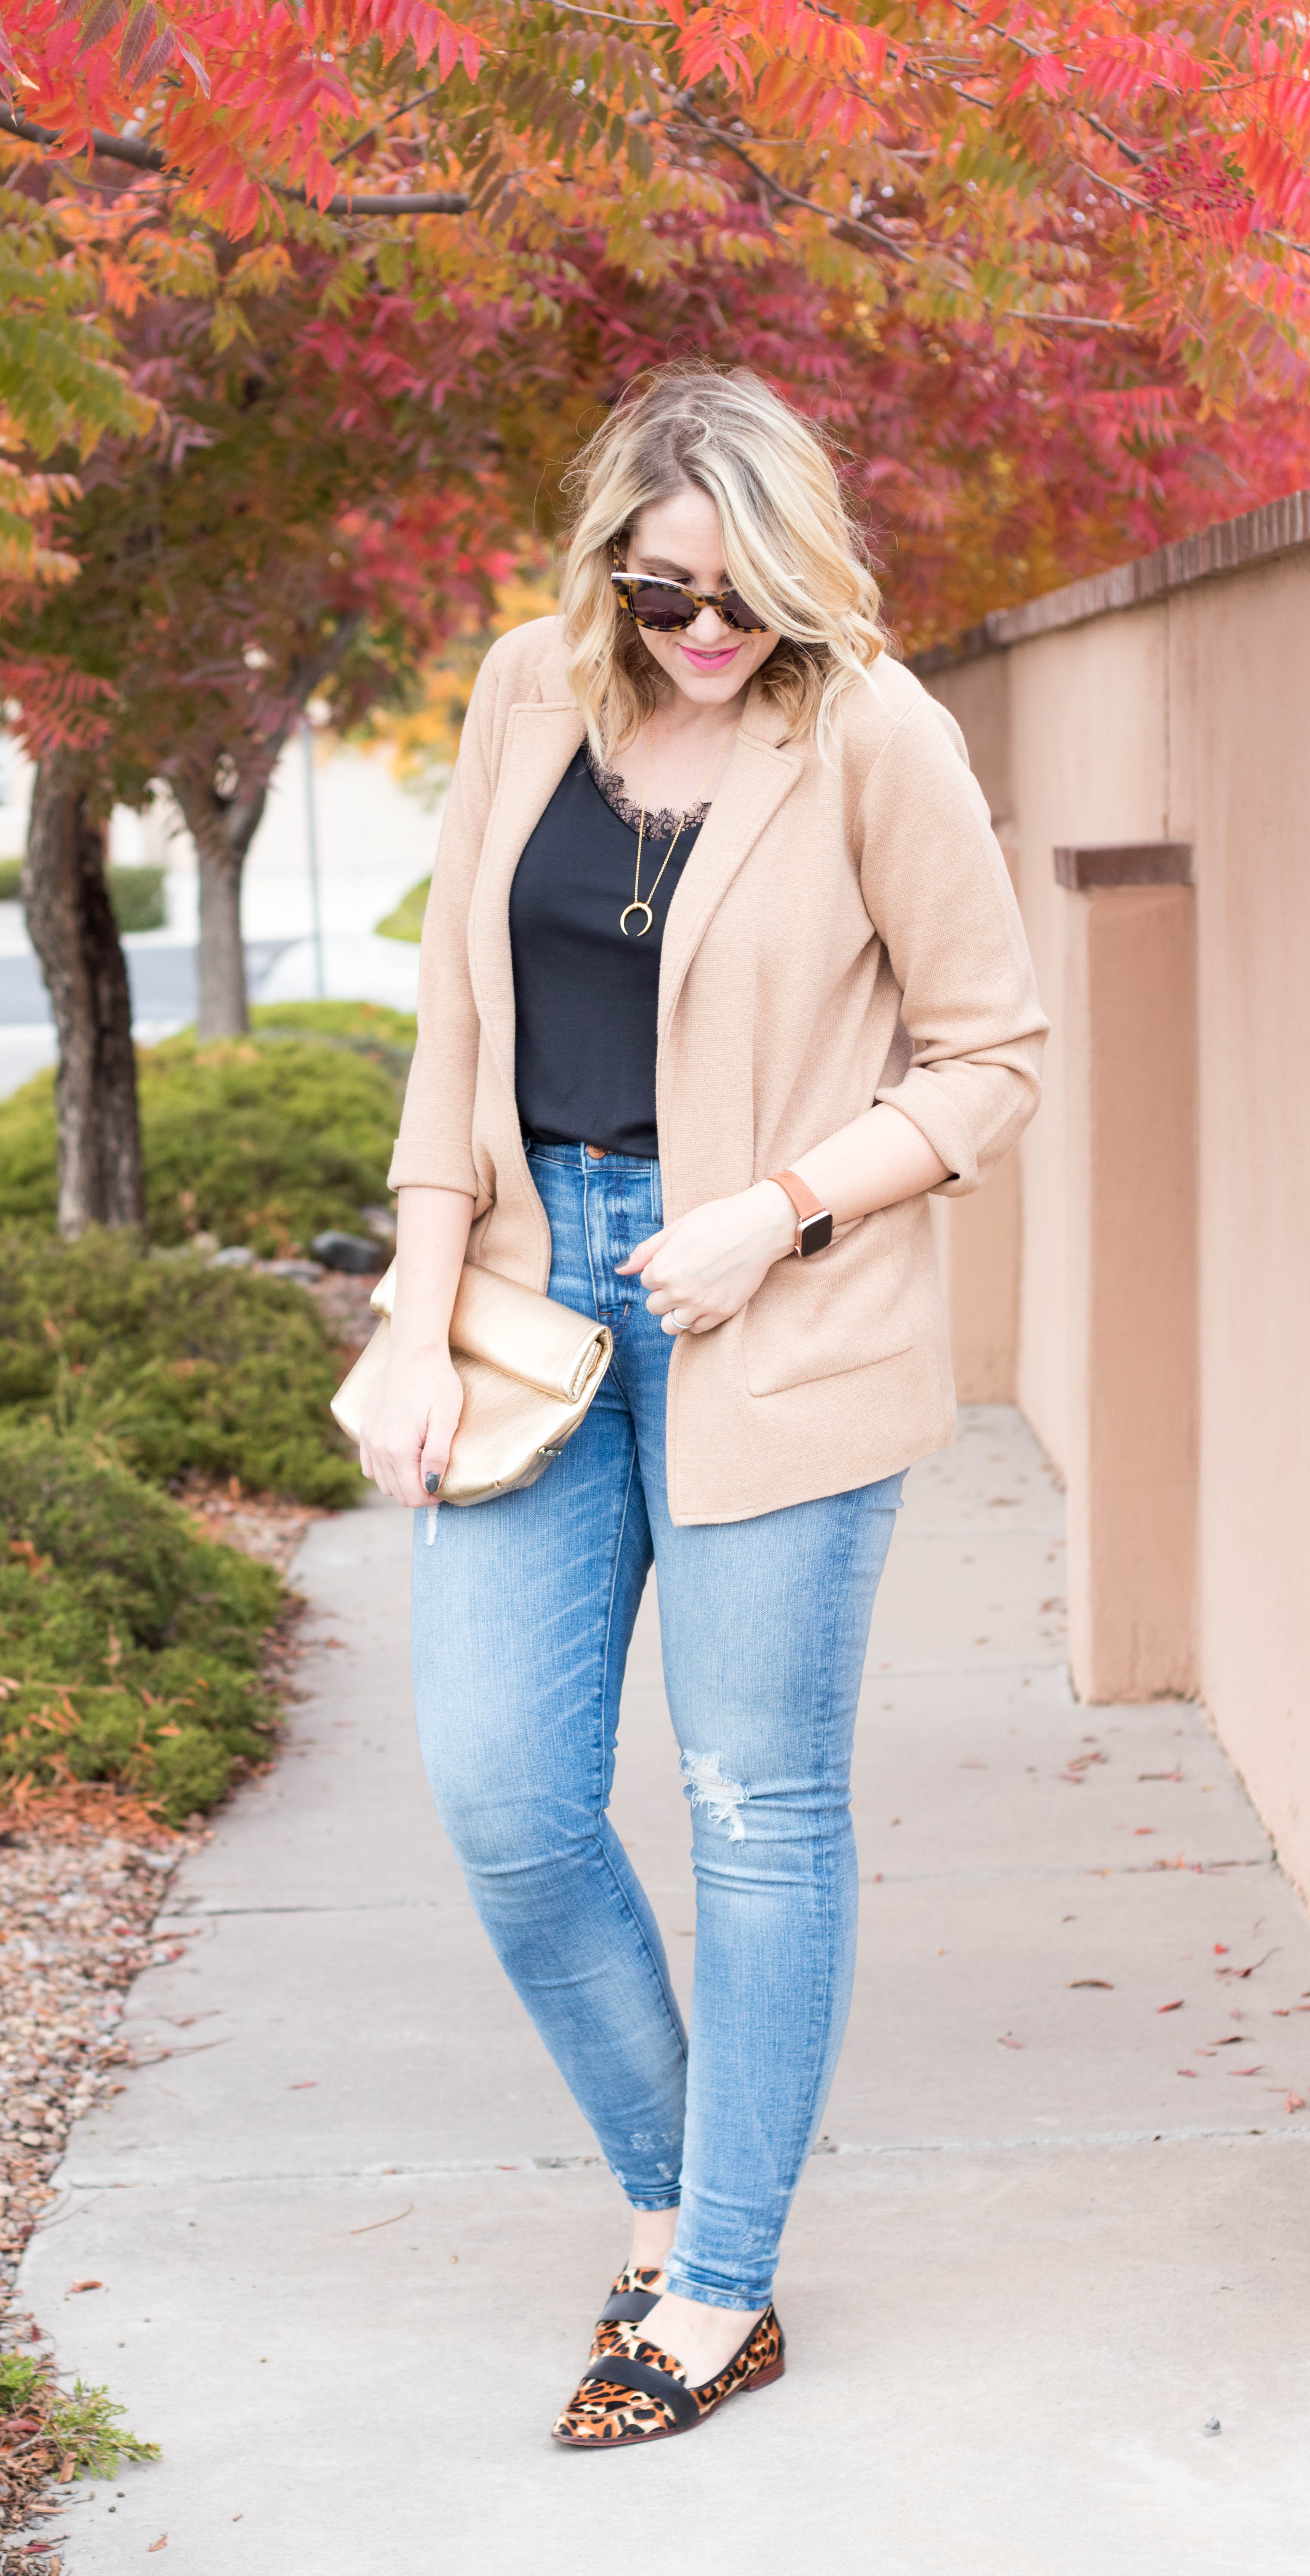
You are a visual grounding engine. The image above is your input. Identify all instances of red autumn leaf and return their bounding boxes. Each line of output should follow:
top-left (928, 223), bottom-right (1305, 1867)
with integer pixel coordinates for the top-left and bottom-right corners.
top-left (67, 2278), bottom-right (103, 2292)
top-left (997, 2035), bottom-right (1024, 2049)
top-left (1158, 1999), bottom-right (1185, 2012)
top-left (1287, 2094), bottom-right (1305, 2113)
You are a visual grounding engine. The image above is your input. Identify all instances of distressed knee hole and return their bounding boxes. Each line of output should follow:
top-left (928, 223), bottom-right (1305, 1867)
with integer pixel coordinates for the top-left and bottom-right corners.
top-left (681, 1749), bottom-right (748, 1843)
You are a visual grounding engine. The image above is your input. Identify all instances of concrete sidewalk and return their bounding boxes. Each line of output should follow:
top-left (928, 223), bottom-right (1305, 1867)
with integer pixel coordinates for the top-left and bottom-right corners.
top-left (21, 1407), bottom-right (1310, 2574)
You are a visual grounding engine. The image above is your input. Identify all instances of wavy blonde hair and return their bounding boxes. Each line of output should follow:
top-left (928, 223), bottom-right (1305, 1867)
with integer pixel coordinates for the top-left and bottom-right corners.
top-left (557, 365), bottom-right (887, 761)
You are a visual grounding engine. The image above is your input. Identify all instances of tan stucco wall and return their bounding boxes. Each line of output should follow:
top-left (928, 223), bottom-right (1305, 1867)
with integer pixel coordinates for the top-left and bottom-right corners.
top-left (1169, 557), bottom-right (1310, 1891)
top-left (922, 547), bottom-right (1310, 1896)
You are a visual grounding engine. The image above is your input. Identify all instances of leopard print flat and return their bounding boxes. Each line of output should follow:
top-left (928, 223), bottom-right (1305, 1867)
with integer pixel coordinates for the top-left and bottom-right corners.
top-left (590, 2262), bottom-right (666, 2358)
top-left (552, 2306), bottom-right (785, 2448)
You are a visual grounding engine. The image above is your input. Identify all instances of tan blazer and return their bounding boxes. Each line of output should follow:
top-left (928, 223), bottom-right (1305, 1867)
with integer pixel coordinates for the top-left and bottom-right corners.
top-left (390, 618), bottom-right (1047, 1524)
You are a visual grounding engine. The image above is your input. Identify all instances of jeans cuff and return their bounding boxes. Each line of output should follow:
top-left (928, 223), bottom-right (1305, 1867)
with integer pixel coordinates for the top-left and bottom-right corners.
top-left (623, 2193), bottom-right (681, 2213)
top-left (663, 2259), bottom-right (773, 2311)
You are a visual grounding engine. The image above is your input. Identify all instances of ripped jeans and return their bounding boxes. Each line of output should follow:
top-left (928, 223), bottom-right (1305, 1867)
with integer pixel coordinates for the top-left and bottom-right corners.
top-left (410, 1142), bottom-right (904, 2309)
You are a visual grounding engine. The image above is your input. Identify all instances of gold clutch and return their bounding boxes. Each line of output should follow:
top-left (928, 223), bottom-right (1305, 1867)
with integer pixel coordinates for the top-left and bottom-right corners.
top-left (329, 1258), bottom-right (614, 1507)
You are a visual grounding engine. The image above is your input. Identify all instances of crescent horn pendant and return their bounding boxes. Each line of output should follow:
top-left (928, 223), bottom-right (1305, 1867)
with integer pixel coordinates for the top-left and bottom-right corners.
top-left (620, 901), bottom-right (654, 938)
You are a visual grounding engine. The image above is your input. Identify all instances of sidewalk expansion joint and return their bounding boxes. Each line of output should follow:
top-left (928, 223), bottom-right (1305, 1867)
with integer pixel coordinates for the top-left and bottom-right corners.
top-left (857, 1854), bottom-right (1271, 1885)
top-left (50, 2123), bottom-right (1309, 2197)
top-left (156, 1899), bottom-right (441, 1920)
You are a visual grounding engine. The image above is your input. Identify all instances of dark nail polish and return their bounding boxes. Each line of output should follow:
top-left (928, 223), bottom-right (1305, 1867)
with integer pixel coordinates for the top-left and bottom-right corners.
top-left (424, 1471), bottom-right (441, 1495)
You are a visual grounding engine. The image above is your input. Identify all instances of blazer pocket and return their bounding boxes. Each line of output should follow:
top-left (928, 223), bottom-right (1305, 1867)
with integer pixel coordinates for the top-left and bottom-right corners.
top-left (742, 1200), bottom-right (921, 1396)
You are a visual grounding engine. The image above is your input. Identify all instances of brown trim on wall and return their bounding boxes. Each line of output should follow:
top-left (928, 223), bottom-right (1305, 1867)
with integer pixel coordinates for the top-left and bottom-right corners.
top-left (1054, 843), bottom-right (1195, 890)
top-left (914, 489), bottom-right (1310, 675)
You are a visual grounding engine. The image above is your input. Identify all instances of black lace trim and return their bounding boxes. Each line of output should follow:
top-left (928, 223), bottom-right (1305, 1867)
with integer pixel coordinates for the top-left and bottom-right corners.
top-left (587, 747), bottom-right (710, 842)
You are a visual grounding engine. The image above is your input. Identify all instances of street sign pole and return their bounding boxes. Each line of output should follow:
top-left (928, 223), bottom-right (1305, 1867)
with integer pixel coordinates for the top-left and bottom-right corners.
top-left (301, 715), bottom-right (326, 999)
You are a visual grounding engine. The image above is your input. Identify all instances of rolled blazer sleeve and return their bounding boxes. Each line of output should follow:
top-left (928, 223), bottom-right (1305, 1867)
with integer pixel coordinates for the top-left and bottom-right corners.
top-left (386, 647), bottom-right (502, 1199)
top-left (860, 699), bottom-right (1047, 1195)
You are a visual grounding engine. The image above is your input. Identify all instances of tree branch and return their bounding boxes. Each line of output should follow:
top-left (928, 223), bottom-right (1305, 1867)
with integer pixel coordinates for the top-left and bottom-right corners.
top-left (0, 109), bottom-right (469, 215)
top-left (668, 97), bottom-right (906, 258)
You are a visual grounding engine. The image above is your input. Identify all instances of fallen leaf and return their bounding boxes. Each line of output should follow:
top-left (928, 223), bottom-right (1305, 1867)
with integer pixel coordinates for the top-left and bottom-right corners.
top-left (1134, 1827), bottom-right (1156, 1836)
top-left (1177, 2068), bottom-right (1198, 2077)
top-left (1286, 2094), bottom-right (1305, 2113)
top-left (1214, 1943), bottom-right (1229, 1955)
top-left (67, 2279), bottom-right (102, 2293)
top-left (997, 2035), bottom-right (1023, 2049)
top-left (1158, 1999), bottom-right (1185, 2013)
top-left (1138, 1770), bottom-right (1182, 1782)
top-left (1229, 2065), bottom-right (1267, 2076)
top-left (1066, 1978), bottom-right (1114, 1989)
top-left (1216, 1947), bottom-right (1280, 1981)
top-left (289, 2081), bottom-right (316, 2090)
top-left (148, 2542), bottom-right (167, 2555)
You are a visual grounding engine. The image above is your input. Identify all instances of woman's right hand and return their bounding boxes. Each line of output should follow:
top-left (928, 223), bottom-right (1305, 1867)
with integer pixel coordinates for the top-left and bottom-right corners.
top-left (359, 1346), bottom-right (465, 1508)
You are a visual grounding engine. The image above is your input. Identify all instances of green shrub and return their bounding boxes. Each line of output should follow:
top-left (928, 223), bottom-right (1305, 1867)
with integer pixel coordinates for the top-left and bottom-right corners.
top-left (0, 858), bottom-right (165, 928)
top-left (251, 998), bottom-right (416, 1048)
top-left (375, 876), bottom-right (429, 942)
top-left (0, 1025), bottom-right (406, 1252)
top-left (0, 1426), bottom-right (285, 1821)
top-left (108, 863), bottom-right (167, 931)
top-left (0, 1230), bottom-right (360, 1506)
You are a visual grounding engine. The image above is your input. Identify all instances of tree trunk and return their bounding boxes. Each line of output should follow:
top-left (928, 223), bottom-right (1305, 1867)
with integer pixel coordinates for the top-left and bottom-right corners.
top-left (171, 768), bottom-right (270, 1039)
top-left (23, 748), bottom-right (146, 1239)
top-left (169, 618), bottom-right (362, 1039)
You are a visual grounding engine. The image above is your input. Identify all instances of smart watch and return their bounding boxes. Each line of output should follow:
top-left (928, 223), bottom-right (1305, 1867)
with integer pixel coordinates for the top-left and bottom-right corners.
top-left (768, 1168), bottom-right (834, 1259)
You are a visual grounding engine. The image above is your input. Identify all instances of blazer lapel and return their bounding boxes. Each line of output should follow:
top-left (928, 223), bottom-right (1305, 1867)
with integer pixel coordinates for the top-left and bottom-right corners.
top-left (468, 699), bottom-right (584, 1106)
top-left (658, 702), bottom-right (802, 1040)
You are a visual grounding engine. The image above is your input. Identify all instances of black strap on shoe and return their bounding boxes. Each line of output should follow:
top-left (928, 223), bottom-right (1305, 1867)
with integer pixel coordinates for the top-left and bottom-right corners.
top-left (579, 2354), bottom-right (701, 2433)
top-left (598, 2288), bottom-right (661, 2324)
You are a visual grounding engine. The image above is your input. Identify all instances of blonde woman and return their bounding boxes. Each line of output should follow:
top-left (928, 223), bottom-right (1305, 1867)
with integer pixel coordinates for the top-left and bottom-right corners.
top-left (361, 366), bottom-right (1046, 2448)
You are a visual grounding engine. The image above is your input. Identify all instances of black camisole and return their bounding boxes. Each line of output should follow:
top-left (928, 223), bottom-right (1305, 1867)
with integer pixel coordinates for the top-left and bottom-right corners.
top-left (508, 745), bottom-right (708, 1159)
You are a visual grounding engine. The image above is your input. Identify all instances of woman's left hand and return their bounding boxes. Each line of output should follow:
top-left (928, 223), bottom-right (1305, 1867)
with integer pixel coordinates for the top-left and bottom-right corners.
top-left (618, 1182), bottom-right (796, 1334)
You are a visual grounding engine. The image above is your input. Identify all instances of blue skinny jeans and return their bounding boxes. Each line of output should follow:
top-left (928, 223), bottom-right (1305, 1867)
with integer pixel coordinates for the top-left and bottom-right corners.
top-left (410, 1142), bottom-right (904, 2309)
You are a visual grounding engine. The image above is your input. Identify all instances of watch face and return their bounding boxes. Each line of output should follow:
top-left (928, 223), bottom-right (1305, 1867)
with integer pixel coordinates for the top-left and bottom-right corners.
top-left (797, 1209), bottom-right (833, 1257)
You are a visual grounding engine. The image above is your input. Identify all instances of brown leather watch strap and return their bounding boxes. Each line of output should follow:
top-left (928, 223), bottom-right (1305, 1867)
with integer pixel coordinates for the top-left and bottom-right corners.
top-left (769, 1168), bottom-right (826, 1223)
top-left (768, 1168), bottom-right (835, 1258)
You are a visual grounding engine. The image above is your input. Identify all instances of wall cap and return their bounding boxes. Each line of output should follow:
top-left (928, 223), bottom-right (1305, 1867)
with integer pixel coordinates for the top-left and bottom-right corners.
top-left (1054, 842), bottom-right (1195, 890)
top-left (914, 489), bottom-right (1310, 675)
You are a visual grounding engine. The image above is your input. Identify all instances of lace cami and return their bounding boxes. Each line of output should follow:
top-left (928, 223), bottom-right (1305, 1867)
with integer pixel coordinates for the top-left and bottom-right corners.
top-left (507, 742), bottom-right (711, 1159)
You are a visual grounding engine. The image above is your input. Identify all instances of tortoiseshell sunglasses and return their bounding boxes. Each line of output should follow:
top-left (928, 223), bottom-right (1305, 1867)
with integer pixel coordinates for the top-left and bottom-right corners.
top-left (610, 550), bottom-right (770, 635)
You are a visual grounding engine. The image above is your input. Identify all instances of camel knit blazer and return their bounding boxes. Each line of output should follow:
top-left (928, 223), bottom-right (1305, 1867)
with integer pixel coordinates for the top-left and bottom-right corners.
top-left (389, 617), bottom-right (1047, 1525)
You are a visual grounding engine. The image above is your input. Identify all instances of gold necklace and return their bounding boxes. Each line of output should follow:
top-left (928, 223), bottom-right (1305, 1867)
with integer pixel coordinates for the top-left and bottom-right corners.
top-left (619, 727), bottom-right (733, 938)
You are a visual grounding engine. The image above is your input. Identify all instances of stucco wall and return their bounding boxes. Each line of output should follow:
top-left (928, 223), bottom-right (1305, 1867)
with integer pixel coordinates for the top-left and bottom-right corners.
top-left (921, 519), bottom-right (1310, 1897)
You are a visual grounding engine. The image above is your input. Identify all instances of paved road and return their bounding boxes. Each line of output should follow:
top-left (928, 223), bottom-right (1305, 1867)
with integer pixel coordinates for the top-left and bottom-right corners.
top-left (20, 1408), bottom-right (1310, 2574)
top-left (0, 943), bottom-right (293, 1027)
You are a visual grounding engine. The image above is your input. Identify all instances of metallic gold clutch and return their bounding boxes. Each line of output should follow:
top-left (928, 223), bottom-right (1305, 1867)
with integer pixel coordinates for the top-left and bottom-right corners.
top-left (329, 1258), bottom-right (614, 1506)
